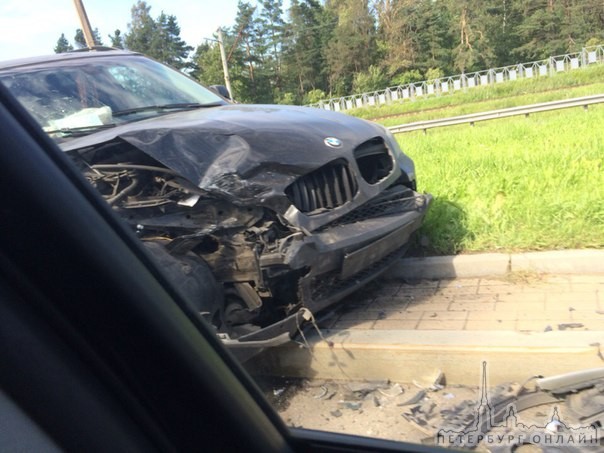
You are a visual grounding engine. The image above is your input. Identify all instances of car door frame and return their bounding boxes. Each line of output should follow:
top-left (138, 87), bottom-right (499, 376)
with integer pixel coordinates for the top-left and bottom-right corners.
top-left (0, 81), bottom-right (441, 453)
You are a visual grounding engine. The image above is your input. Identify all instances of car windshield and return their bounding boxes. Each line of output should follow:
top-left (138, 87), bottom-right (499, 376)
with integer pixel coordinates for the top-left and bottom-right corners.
top-left (0, 54), bottom-right (224, 138)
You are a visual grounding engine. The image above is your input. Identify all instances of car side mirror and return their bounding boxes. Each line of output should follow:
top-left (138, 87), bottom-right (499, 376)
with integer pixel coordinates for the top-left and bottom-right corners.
top-left (209, 85), bottom-right (231, 100)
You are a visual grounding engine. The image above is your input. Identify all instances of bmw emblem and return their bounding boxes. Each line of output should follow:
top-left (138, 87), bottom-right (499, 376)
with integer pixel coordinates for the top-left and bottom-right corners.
top-left (324, 137), bottom-right (343, 148)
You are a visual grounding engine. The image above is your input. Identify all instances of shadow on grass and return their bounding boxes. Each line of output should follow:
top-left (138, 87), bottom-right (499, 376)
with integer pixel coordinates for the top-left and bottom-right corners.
top-left (409, 195), bottom-right (472, 256)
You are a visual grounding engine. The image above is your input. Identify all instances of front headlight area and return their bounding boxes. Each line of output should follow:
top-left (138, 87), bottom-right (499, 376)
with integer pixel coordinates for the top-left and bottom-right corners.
top-left (383, 128), bottom-right (417, 190)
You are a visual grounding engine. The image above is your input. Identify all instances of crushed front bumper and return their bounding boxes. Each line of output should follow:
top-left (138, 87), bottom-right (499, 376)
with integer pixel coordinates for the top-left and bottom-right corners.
top-left (302, 193), bottom-right (431, 313)
top-left (228, 188), bottom-right (431, 359)
top-left (263, 189), bottom-right (432, 314)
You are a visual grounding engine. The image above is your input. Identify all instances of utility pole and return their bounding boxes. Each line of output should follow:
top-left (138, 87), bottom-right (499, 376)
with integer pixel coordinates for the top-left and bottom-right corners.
top-left (216, 28), bottom-right (234, 99)
top-left (73, 0), bottom-right (96, 48)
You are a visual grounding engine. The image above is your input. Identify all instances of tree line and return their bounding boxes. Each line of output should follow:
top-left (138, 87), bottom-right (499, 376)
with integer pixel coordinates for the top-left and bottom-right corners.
top-left (55, 0), bottom-right (604, 105)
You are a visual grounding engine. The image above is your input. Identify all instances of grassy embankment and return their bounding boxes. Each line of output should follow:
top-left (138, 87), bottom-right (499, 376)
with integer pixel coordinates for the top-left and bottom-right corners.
top-left (352, 65), bottom-right (604, 255)
top-left (351, 63), bottom-right (604, 123)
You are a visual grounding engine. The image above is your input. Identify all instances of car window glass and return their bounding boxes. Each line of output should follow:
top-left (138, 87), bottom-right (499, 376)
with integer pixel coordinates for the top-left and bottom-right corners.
top-left (0, 55), bottom-right (223, 134)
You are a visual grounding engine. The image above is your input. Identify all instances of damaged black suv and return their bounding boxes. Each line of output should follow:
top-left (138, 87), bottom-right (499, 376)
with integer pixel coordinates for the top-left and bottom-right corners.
top-left (0, 49), bottom-right (431, 352)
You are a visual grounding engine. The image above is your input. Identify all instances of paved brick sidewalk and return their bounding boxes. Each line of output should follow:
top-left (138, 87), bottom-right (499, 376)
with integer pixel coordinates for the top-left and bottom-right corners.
top-left (324, 274), bottom-right (604, 333)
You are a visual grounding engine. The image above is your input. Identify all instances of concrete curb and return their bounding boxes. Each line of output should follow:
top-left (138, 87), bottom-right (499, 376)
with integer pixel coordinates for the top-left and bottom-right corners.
top-left (252, 330), bottom-right (604, 385)
top-left (387, 249), bottom-right (604, 280)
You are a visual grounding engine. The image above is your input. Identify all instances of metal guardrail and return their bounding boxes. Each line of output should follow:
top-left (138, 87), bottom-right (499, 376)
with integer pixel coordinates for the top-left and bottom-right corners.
top-left (310, 45), bottom-right (604, 112)
top-left (388, 94), bottom-right (604, 134)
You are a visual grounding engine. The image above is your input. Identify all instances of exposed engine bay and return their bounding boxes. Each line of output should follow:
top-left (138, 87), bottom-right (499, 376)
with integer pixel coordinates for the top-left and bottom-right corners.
top-left (68, 131), bottom-right (430, 349)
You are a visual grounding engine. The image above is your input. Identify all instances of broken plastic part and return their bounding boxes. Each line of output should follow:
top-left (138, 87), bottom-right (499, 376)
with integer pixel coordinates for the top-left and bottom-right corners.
top-left (558, 322), bottom-right (584, 330)
top-left (377, 383), bottom-right (404, 398)
top-left (177, 194), bottom-right (200, 207)
top-left (330, 409), bottom-right (342, 418)
top-left (346, 381), bottom-right (390, 393)
top-left (233, 282), bottom-right (263, 310)
top-left (397, 390), bottom-right (426, 406)
top-left (413, 369), bottom-right (445, 391)
top-left (301, 308), bottom-right (313, 322)
top-left (337, 401), bottom-right (362, 411)
top-left (536, 367), bottom-right (604, 394)
top-left (314, 386), bottom-right (328, 400)
top-left (217, 332), bottom-right (292, 348)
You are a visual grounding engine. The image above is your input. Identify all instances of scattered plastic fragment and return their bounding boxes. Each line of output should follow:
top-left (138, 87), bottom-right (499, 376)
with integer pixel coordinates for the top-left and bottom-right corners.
top-left (273, 388), bottom-right (285, 397)
top-left (418, 400), bottom-right (436, 417)
top-left (378, 383), bottom-right (404, 398)
top-left (558, 323), bottom-right (584, 330)
top-left (313, 383), bottom-right (338, 400)
top-left (338, 401), bottom-right (362, 410)
top-left (397, 389), bottom-right (427, 406)
top-left (401, 410), bottom-right (432, 435)
top-left (314, 386), bottom-right (328, 400)
top-left (414, 369), bottom-right (445, 391)
top-left (346, 380), bottom-right (389, 393)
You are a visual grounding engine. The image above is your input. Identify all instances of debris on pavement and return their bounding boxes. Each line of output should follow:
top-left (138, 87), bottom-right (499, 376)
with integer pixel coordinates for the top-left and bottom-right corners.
top-left (558, 322), bottom-right (585, 330)
top-left (258, 365), bottom-right (604, 450)
top-left (413, 369), bottom-right (445, 391)
top-left (398, 390), bottom-right (427, 406)
top-left (346, 380), bottom-right (390, 393)
top-left (273, 387), bottom-right (286, 397)
top-left (378, 383), bottom-right (404, 398)
top-left (338, 401), bottom-right (362, 411)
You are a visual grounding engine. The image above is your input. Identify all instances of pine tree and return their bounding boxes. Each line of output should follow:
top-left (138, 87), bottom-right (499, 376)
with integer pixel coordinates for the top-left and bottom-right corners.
top-left (282, 0), bottom-right (330, 99)
top-left (324, 0), bottom-right (377, 95)
top-left (232, 2), bottom-right (263, 101)
top-left (446, 0), bottom-right (495, 72)
top-left (415, 0), bottom-right (454, 73)
top-left (124, 1), bottom-right (192, 69)
top-left (74, 28), bottom-right (103, 48)
top-left (580, 0), bottom-right (604, 45)
top-left (482, 0), bottom-right (523, 67)
top-left (54, 33), bottom-right (74, 53)
top-left (191, 42), bottom-right (225, 84)
top-left (151, 13), bottom-right (193, 69)
top-left (375, 0), bottom-right (423, 76)
top-left (108, 29), bottom-right (124, 49)
top-left (258, 0), bottom-right (286, 88)
top-left (124, 1), bottom-right (157, 55)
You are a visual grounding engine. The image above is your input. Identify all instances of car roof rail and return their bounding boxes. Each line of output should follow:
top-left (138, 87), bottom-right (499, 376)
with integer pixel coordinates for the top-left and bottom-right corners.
top-left (69, 46), bottom-right (120, 53)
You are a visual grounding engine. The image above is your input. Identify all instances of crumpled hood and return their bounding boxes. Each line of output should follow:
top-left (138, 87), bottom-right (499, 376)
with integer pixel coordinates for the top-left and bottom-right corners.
top-left (62, 104), bottom-right (388, 208)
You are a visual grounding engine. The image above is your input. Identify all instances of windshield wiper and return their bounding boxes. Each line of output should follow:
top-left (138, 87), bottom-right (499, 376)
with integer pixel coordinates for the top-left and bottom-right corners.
top-left (112, 102), bottom-right (222, 117)
top-left (45, 123), bottom-right (117, 137)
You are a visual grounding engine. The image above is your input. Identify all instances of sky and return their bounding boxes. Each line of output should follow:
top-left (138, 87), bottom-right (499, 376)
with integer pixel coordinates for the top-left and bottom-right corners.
top-left (0, 0), bottom-right (243, 61)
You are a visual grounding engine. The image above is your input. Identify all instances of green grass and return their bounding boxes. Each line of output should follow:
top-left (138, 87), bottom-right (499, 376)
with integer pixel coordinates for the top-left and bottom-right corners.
top-left (397, 105), bottom-right (604, 255)
top-left (350, 64), bottom-right (604, 124)
top-left (377, 82), bottom-right (604, 127)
